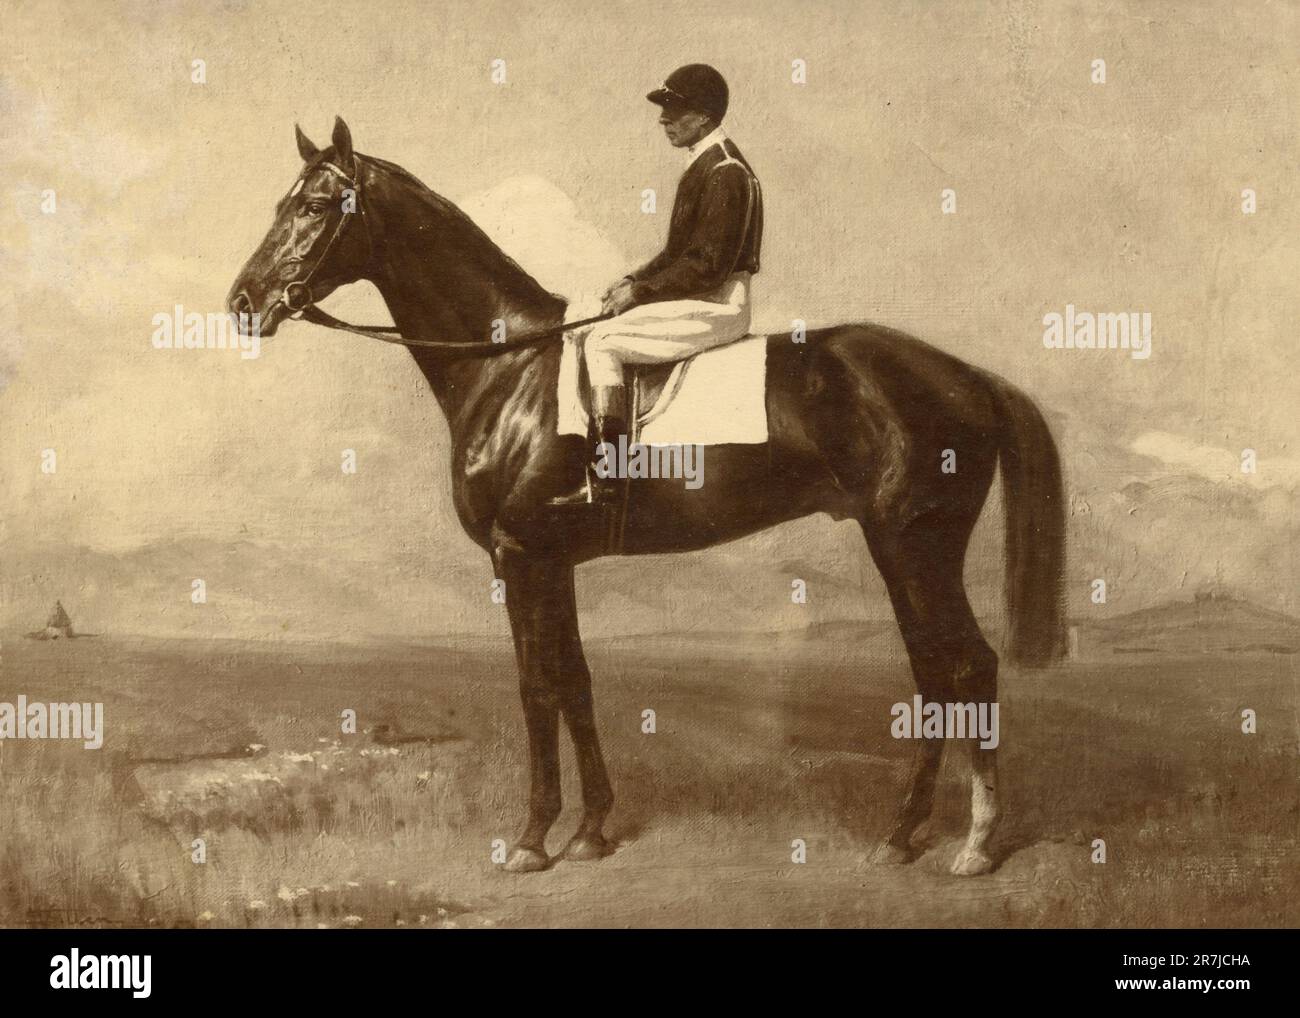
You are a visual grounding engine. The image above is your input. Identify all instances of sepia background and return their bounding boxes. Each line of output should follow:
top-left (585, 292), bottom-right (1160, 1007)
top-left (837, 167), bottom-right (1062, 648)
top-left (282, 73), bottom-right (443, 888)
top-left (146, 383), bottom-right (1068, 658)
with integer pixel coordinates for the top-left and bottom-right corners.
top-left (0, 1), bottom-right (1296, 929)
top-left (2, 0), bottom-right (1295, 639)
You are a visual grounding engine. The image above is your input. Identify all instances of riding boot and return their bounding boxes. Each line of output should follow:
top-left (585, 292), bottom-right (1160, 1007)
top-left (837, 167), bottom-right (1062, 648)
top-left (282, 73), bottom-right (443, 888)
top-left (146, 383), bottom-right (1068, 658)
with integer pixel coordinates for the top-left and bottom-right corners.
top-left (548, 385), bottom-right (628, 507)
top-left (587, 407), bottom-right (629, 507)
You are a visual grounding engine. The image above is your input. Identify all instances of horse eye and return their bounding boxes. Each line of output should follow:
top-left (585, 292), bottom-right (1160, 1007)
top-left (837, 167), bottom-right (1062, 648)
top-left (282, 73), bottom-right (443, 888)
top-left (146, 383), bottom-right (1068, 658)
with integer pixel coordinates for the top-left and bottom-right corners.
top-left (303, 202), bottom-right (325, 216)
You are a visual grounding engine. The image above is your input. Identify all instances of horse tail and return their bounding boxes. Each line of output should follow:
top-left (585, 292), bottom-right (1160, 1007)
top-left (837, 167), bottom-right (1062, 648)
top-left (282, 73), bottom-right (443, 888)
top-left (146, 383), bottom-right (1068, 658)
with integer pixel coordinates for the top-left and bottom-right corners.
top-left (994, 380), bottom-right (1067, 667)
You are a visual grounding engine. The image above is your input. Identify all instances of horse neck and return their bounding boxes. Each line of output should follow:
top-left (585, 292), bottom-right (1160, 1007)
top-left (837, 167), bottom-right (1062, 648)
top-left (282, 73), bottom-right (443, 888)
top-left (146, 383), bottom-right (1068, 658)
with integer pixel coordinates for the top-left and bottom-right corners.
top-left (363, 161), bottom-right (566, 423)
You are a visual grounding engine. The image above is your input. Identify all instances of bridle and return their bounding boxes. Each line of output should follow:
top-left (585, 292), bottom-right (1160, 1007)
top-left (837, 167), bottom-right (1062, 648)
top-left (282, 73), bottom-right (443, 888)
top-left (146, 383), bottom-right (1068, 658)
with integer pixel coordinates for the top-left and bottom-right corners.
top-left (268, 158), bottom-right (610, 359)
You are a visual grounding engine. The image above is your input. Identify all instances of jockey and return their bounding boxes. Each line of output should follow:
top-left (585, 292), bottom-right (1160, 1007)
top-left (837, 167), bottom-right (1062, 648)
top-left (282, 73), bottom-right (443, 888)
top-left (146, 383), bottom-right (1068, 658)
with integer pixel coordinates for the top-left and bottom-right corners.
top-left (551, 63), bottom-right (764, 506)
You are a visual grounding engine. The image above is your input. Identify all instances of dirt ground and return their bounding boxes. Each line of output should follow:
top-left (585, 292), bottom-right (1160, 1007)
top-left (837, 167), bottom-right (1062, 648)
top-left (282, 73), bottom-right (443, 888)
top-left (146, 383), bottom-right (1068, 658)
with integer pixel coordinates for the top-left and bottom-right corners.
top-left (0, 626), bottom-right (1294, 928)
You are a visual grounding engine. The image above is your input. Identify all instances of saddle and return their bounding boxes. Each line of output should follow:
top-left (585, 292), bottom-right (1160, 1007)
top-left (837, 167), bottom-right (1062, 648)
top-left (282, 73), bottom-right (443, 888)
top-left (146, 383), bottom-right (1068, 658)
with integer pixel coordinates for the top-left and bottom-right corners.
top-left (557, 317), bottom-right (768, 448)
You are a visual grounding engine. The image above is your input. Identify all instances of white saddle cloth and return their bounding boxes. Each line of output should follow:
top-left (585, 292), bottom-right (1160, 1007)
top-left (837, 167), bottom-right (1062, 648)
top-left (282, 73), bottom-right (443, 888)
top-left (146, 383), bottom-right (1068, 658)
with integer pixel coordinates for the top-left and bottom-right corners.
top-left (557, 309), bottom-right (768, 446)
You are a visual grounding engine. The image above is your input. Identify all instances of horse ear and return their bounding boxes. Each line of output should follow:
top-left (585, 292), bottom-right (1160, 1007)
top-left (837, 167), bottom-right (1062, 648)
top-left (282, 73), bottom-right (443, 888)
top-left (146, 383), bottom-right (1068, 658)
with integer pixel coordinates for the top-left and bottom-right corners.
top-left (331, 116), bottom-right (353, 163)
top-left (295, 124), bottom-right (320, 161)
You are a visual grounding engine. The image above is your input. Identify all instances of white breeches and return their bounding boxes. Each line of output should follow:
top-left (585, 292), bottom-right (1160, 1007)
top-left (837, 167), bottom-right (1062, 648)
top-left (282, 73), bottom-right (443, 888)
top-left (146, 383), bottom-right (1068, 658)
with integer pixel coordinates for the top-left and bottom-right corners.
top-left (584, 273), bottom-right (752, 388)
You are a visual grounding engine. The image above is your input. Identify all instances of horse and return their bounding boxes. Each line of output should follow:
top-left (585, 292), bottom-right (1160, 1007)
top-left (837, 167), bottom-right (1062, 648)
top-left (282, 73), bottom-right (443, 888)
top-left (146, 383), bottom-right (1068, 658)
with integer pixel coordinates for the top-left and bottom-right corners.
top-left (228, 117), bottom-right (1066, 877)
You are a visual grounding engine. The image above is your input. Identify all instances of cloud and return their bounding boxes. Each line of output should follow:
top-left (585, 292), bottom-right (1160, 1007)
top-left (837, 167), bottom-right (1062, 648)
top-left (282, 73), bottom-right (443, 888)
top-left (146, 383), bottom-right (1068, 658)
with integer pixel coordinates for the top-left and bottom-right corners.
top-left (460, 175), bottom-right (629, 300)
top-left (1131, 431), bottom-right (1300, 489)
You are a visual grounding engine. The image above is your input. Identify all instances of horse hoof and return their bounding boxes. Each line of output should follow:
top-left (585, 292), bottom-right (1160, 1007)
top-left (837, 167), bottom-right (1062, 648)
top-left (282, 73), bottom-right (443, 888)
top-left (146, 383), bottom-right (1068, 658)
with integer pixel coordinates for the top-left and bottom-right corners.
top-left (502, 846), bottom-right (550, 873)
top-left (872, 842), bottom-right (913, 866)
top-left (561, 834), bottom-right (614, 862)
top-left (951, 847), bottom-right (994, 876)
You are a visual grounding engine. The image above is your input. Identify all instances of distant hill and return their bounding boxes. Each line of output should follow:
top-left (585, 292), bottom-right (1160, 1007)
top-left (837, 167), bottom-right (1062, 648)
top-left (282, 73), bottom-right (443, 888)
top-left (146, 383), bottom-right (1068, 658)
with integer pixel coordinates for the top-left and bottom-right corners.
top-left (1082, 594), bottom-right (1300, 656)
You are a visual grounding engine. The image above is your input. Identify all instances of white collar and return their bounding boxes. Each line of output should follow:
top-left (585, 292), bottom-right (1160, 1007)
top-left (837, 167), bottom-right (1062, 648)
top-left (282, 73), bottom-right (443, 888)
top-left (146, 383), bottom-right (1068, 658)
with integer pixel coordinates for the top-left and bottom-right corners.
top-left (686, 125), bottom-right (728, 166)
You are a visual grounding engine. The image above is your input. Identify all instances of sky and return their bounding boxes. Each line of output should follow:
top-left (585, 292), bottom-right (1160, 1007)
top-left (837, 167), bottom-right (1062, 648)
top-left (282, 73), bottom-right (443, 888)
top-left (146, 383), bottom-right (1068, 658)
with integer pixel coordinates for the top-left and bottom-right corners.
top-left (1, 0), bottom-right (1296, 640)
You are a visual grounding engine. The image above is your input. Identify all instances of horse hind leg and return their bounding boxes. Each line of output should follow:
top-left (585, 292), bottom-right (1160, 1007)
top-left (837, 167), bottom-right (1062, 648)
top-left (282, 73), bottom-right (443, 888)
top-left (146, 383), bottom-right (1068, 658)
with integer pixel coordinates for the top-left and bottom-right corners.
top-left (862, 516), bottom-right (1001, 876)
top-left (875, 728), bottom-right (945, 865)
top-left (951, 635), bottom-right (1000, 876)
top-left (860, 527), bottom-right (948, 864)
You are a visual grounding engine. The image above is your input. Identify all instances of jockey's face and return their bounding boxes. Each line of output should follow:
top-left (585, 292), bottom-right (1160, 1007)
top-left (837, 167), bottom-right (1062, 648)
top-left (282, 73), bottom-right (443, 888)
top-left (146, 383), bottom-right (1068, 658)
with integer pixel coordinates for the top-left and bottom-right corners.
top-left (657, 103), bottom-right (714, 148)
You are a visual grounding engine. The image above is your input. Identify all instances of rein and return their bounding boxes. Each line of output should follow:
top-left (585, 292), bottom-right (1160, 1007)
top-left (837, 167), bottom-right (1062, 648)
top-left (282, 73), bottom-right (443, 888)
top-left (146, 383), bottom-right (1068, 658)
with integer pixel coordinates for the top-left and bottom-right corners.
top-left (273, 158), bottom-right (611, 358)
top-left (297, 305), bottom-right (612, 358)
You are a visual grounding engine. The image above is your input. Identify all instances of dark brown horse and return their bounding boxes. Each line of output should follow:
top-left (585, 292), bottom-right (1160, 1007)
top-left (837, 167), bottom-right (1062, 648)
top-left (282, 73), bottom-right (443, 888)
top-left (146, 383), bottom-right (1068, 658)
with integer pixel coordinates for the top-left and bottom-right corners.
top-left (228, 118), bottom-right (1065, 876)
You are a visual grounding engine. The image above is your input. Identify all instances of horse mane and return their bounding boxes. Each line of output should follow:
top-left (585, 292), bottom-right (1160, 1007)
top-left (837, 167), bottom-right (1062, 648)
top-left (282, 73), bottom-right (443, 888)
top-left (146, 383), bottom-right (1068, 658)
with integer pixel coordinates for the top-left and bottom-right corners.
top-left (358, 152), bottom-right (567, 317)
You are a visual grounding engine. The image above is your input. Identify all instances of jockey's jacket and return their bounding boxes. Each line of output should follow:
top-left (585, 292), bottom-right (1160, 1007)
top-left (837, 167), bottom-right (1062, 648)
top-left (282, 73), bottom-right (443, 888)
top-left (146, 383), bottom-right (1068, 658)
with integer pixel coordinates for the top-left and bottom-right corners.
top-left (626, 136), bottom-right (763, 306)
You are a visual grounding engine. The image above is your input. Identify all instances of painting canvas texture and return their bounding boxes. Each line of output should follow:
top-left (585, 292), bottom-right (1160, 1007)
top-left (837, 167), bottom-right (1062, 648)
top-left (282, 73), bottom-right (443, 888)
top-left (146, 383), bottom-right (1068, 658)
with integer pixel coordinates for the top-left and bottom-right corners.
top-left (0, 0), bottom-right (1295, 928)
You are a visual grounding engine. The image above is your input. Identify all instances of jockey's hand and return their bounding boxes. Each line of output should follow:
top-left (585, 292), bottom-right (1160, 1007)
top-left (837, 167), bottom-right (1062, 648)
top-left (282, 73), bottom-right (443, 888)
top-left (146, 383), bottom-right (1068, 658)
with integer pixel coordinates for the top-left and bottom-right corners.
top-left (602, 279), bottom-right (636, 317)
top-left (601, 275), bottom-right (632, 300)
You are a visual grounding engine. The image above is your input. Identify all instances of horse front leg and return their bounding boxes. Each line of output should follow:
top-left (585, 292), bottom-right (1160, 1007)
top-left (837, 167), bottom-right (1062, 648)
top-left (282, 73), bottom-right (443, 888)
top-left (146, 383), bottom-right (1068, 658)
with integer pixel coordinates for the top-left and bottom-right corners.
top-left (552, 569), bottom-right (614, 862)
top-left (494, 548), bottom-right (614, 870)
top-left (496, 548), bottom-right (565, 872)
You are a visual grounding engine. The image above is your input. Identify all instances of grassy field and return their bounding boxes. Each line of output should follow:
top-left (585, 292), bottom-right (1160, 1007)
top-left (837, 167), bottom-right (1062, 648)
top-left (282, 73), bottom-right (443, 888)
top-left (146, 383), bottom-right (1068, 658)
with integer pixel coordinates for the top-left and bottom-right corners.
top-left (0, 625), bottom-right (1295, 928)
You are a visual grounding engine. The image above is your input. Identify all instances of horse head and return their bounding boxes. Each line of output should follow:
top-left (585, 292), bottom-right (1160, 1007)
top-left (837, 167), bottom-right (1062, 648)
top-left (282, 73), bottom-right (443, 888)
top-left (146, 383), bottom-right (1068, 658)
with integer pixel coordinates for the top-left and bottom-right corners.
top-left (228, 117), bottom-right (374, 337)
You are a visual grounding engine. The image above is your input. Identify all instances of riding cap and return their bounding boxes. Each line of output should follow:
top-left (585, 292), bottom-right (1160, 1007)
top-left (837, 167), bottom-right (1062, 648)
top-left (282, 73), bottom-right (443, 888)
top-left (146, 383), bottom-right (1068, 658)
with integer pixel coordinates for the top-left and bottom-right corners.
top-left (646, 64), bottom-right (729, 123)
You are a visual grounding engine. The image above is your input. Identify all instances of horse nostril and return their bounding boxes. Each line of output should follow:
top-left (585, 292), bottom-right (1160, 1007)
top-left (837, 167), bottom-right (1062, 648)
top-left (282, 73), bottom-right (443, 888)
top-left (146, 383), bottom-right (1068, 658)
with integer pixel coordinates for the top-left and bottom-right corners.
top-left (231, 292), bottom-right (253, 317)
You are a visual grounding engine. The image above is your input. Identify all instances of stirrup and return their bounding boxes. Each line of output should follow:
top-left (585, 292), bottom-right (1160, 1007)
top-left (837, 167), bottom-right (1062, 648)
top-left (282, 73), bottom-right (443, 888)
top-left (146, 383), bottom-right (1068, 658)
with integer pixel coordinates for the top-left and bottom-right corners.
top-left (547, 480), bottom-right (595, 507)
top-left (546, 473), bottom-right (621, 508)
top-left (548, 413), bottom-right (627, 509)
